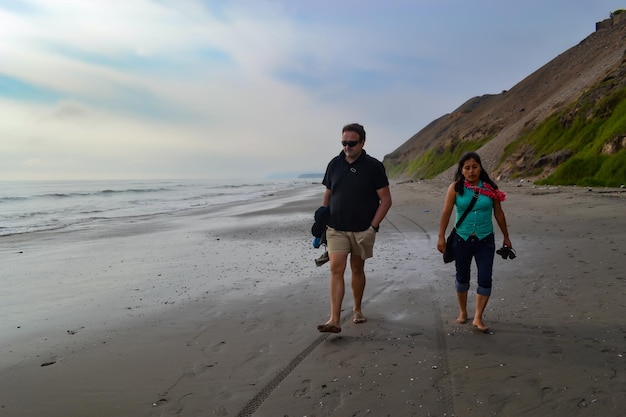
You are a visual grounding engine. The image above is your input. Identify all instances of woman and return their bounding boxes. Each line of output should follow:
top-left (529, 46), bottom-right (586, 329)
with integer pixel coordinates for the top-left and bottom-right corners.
top-left (437, 152), bottom-right (512, 333)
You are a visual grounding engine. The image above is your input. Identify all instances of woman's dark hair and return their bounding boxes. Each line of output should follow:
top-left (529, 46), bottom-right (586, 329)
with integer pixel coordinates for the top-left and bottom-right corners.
top-left (454, 152), bottom-right (499, 194)
top-left (342, 123), bottom-right (366, 142)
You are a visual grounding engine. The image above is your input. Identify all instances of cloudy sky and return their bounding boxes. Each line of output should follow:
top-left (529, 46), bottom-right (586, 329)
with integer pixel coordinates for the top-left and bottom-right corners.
top-left (0, 0), bottom-right (622, 180)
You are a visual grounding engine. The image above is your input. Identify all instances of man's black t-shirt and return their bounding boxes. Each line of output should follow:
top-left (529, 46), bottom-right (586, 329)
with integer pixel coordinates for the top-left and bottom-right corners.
top-left (322, 150), bottom-right (389, 232)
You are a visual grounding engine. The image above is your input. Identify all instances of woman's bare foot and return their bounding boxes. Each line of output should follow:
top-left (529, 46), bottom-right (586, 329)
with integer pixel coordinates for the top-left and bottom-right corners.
top-left (472, 318), bottom-right (489, 333)
top-left (456, 314), bottom-right (468, 324)
top-left (353, 311), bottom-right (366, 324)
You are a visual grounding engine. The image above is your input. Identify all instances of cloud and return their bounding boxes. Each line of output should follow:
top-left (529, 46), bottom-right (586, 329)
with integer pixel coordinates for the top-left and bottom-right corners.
top-left (0, 0), bottom-right (619, 179)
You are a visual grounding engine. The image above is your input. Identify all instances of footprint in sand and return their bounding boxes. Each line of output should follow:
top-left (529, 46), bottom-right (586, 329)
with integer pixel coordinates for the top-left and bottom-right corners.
top-left (293, 379), bottom-right (312, 397)
top-left (211, 340), bottom-right (227, 352)
top-left (240, 342), bottom-right (270, 364)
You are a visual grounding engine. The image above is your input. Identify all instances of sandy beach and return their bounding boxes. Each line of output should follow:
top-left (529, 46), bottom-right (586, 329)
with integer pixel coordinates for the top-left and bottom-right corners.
top-left (1, 180), bottom-right (625, 417)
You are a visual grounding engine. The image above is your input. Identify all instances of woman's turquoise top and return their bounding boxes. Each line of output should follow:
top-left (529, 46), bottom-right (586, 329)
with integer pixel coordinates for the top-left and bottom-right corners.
top-left (455, 181), bottom-right (494, 240)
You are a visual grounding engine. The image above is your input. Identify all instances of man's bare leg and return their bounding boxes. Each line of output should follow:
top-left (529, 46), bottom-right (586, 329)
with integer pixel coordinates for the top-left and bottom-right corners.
top-left (318, 252), bottom-right (348, 333)
top-left (350, 254), bottom-right (367, 323)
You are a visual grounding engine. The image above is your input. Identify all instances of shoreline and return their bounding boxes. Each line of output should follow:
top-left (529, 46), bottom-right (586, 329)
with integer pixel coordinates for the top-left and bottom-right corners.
top-left (1, 180), bottom-right (624, 416)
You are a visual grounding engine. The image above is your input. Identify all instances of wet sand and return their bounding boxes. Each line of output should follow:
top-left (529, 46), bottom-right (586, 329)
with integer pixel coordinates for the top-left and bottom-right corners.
top-left (0, 181), bottom-right (624, 416)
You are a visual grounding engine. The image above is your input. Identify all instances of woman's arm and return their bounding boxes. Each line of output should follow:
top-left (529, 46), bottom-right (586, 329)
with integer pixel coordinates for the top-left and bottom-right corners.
top-left (493, 200), bottom-right (512, 248)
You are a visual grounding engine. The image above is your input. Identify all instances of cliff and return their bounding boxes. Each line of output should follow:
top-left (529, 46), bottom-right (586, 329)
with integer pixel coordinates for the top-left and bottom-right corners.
top-left (384, 11), bottom-right (626, 187)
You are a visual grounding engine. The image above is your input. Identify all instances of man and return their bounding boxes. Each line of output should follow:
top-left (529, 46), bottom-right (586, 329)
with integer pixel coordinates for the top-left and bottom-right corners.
top-left (317, 123), bottom-right (392, 333)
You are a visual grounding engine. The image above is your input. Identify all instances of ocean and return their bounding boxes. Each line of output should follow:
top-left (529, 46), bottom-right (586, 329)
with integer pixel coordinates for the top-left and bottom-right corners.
top-left (0, 178), bottom-right (321, 236)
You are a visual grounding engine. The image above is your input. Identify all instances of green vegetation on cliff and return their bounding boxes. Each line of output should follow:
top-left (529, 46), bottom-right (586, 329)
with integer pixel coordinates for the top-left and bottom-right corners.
top-left (503, 86), bottom-right (626, 187)
top-left (385, 136), bottom-right (491, 180)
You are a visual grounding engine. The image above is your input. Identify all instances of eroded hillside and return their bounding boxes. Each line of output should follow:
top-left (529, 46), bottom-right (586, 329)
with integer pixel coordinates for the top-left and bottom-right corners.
top-left (384, 12), bottom-right (626, 186)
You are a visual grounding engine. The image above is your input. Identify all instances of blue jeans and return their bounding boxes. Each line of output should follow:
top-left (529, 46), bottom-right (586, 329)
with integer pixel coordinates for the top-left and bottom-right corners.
top-left (453, 233), bottom-right (495, 296)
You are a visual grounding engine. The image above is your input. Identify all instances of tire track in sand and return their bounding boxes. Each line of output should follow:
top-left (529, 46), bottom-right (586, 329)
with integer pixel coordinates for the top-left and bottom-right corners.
top-left (237, 212), bottom-right (454, 416)
top-left (235, 280), bottom-right (395, 417)
top-left (385, 212), bottom-right (456, 417)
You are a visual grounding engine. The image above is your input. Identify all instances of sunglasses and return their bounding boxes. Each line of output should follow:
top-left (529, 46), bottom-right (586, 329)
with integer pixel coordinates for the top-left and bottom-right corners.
top-left (341, 140), bottom-right (362, 148)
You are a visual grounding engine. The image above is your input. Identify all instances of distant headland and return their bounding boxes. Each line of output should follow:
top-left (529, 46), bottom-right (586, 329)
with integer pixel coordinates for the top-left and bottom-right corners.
top-left (266, 172), bottom-right (324, 179)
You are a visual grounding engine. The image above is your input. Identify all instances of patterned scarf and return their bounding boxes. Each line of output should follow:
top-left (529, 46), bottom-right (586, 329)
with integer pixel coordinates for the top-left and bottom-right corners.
top-left (464, 180), bottom-right (506, 202)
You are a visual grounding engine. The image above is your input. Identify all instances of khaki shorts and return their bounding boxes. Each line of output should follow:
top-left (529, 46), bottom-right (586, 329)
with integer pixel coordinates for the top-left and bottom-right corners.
top-left (326, 226), bottom-right (377, 260)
